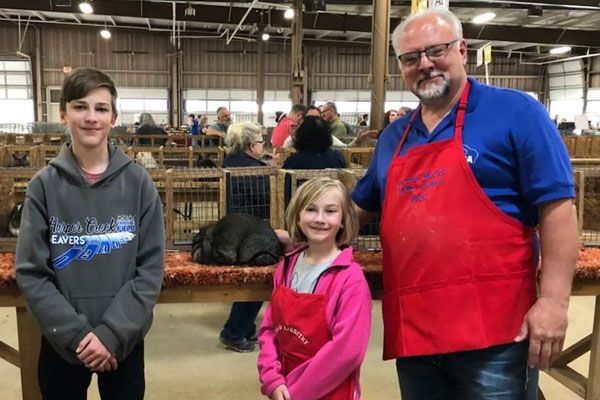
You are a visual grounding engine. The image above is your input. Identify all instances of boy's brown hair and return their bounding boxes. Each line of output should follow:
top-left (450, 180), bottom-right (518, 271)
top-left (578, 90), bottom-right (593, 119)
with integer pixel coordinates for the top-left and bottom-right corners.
top-left (59, 68), bottom-right (118, 116)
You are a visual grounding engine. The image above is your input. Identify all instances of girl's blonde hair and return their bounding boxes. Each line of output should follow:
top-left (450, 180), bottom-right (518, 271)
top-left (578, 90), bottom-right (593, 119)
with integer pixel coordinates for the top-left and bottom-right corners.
top-left (225, 122), bottom-right (263, 154)
top-left (285, 177), bottom-right (359, 247)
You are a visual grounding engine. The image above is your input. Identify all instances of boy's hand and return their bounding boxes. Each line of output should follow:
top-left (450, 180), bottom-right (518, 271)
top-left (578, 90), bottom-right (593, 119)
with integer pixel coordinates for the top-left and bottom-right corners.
top-left (94, 356), bottom-right (119, 373)
top-left (76, 332), bottom-right (112, 370)
top-left (270, 385), bottom-right (291, 400)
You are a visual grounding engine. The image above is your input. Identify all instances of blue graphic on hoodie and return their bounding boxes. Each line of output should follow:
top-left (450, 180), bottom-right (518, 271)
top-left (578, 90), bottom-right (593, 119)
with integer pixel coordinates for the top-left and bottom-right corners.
top-left (50, 215), bottom-right (136, 269)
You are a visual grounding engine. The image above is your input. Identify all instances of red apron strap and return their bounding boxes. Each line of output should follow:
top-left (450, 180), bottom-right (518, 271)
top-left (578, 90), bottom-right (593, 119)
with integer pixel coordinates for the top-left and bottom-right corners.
top-left (394, 106), bottom-right (421, 157)
top-left (453, 81), bottom-right (471, 143)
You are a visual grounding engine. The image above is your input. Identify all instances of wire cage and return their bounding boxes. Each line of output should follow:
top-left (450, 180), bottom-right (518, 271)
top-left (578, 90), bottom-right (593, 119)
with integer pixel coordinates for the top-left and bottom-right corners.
top-left (573, 160), bottom-right (600, 246)
top-left (127, 146), bottom-right (162, 169)
top-left (192, 147), bottom-right (224, 168)
top-left (224, 166), bottom-right (280, 229)
top-left (161, 169), bottom-right (226, 248)
top-left (563, 136), bottom-right (600, 158)
top-left (340, 147), bottom-right (375, 169)
top-left (0, 168), bottom-right (39, 237)
top-left (344, 168), bottom-right (381, 251)
top-left (160, 146), bottom-right (196, 169)
top-left (0, 145), bottom-right (44, 168)
top-left (39, 145), bottom-right (62, 165)
top-left (279, 168), bottom-right (347, 210)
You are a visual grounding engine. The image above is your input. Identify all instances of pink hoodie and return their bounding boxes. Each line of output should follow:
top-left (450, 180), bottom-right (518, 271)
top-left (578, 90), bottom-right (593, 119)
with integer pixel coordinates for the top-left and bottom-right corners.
top-left (257, 246), bottom-right (372, 400)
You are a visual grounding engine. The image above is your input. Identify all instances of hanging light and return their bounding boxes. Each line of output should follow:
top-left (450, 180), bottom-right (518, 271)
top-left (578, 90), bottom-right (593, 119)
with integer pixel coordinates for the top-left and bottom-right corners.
top-left (284, 8), bottom-right (294, 20)
top-left (100, 28), bottom-right (111, 39)
top-left (549, 46), bottom-right (571, 54)
top-left (100, 18), bottom-right (111, 39)
top-left (472, 12), bottom-right (496, 24)
top-left (78, 1), bottom-right (93, 14)
top-left (261, 32), bottom-right (270, 41)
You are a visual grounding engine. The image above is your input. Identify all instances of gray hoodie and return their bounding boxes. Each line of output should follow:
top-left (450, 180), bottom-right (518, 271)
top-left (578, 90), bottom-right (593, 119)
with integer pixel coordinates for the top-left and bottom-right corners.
top-left (16, 144), bottom-right (165, 364)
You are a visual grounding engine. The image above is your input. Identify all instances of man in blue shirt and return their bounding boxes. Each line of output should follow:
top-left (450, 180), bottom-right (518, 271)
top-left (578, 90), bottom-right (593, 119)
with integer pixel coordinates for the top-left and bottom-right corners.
top-left (352, 9), bottom-right (578, 400)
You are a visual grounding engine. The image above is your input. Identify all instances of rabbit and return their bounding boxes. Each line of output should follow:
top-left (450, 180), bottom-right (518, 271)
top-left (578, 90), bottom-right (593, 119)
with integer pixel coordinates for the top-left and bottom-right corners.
top-left (135, 152), bottom-right (159, 169)
top-left (8, 203), bottom-right (23, 237)
top-left (192, 213), bottom-right (282, 266)
top-left (196, 155), bottom-right (217, 168)
top-left (9, 153), bottom-right (30, 167)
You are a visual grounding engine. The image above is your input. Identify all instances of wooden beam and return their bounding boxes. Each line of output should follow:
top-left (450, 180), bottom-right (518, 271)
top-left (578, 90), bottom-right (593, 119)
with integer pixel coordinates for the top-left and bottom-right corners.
top-left (16, 307), bottom-right (41, 400)
top-left (0, 339), bottom-right (20, 368)
top-left (553, 334), bottom-right (592, 366)
top-left (158, 284), bottom-right (272, 303)
top-left (587, 296), bottom-right (600, 400)
top-left (369, 0), bottom-right (390, 132)
top-left (545, 366), bottom-right (587, 398)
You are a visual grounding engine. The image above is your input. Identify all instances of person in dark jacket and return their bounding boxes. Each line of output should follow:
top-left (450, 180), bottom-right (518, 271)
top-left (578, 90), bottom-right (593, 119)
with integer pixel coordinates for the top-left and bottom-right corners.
top-left (223, 121), bottom-right (268, 168)
top-left (137, 112), bottom-right (167, 146)
top-left (282, 116), bottom-right (347, 169)
top-left (220, 121), bottom-right (270, 353)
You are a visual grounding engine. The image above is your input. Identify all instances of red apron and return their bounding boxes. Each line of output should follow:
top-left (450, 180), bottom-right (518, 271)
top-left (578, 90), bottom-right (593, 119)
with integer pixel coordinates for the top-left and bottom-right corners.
top-left (271, 260), bottom-right (356, 400)
top-left (380, 82), bottom-right (537, 359)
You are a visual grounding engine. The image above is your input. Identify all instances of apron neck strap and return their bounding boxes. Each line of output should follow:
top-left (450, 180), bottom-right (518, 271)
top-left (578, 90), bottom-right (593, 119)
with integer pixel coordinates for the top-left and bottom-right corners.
top-left (394, 80), bottom-right (472, 156)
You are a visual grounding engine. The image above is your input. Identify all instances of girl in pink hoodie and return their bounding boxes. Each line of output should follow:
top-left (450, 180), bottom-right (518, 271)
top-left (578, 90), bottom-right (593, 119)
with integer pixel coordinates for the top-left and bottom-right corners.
top-left (258, 177), bottom-right (372, 400)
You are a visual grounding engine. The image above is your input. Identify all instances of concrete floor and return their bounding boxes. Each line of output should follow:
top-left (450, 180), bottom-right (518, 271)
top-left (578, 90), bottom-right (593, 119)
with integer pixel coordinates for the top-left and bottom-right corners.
top-left (0, 297), bottom-right (595, 400)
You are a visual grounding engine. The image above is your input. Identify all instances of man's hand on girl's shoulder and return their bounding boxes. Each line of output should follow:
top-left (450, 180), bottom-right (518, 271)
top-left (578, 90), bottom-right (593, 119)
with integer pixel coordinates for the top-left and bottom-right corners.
top-left (274, 229), bottom-right (295, 253)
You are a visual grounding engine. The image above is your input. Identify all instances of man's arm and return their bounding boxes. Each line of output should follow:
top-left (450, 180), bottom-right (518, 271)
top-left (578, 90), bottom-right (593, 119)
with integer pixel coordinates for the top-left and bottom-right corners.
top-left (206, 127), bottom-right (225, 137)
top-left (354, 203), bottom-right (376, 229)
top-left (515, 198), bottom-right (579, 369)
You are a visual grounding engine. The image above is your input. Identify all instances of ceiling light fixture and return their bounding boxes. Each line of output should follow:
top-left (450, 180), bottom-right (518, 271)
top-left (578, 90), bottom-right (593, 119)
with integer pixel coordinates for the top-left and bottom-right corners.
top-left (261, 32), bottom-right (270, 41)
top-left (284, 8), bottom-right (294, 20)
top-left (78, 1), bottom-right (93, 14)
top-left (100, 18), bottom-right (111, 39)
top-left (549, 46), bottom-right (571, 54)
top-left (472, 12), bottom-right (495, 24)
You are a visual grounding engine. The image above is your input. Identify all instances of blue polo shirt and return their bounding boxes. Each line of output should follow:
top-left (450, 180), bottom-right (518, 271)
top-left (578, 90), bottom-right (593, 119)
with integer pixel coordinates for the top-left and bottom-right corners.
top-left (352, 78), bottom-right (574, 227)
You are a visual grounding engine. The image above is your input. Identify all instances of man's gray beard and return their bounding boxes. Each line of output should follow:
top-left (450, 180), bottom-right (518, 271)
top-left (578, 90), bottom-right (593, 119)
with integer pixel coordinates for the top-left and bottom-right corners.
top-left (415, 78), bottom-right (451, 104)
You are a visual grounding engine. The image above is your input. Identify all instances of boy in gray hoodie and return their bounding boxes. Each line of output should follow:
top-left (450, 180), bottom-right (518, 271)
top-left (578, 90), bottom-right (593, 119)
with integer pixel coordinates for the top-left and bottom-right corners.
top-left (15, 68), bottom-right (165, 400)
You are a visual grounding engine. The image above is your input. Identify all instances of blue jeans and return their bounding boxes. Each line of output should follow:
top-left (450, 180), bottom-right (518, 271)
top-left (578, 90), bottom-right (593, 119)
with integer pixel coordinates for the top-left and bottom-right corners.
top-left (220, 301), bottom-right (263, 342)
top-left (396, 342), bottom-right (539, 400)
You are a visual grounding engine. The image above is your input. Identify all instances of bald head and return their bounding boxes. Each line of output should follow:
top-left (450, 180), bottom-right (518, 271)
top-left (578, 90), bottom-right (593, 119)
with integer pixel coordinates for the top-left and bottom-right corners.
top-left (391, 9), bottom-right (462, 58)
top-left (390, 9), bottom-right (468, 107)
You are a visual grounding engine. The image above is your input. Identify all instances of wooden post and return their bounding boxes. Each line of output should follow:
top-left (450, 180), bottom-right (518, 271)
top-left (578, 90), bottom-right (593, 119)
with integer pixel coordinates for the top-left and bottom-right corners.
top-left (369, 0), bottom-right (391, 132)
top-left (257, 28), bottom-right (266, 125)
top-left (16, 307), bottom-right (42, 400)
top-left (587, 295), bottom-right (600, 400)
top-left (34, 28), bottom-right (44, 122)
top-left (290, 0), bottom-right (304, 104)
top-left (170, 49), bottom-right (180, 128)
top-left (576, 171), bottom-right (584, 235)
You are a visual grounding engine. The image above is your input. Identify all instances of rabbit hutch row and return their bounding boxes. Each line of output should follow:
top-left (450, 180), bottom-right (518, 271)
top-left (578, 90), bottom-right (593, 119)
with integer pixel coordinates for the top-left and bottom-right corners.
top-left (0, 166), bottom-right (382, 252)
top-left (0, 132), bottom-right (224, 148)
top-left (0, 144), bottom-right (225, 169)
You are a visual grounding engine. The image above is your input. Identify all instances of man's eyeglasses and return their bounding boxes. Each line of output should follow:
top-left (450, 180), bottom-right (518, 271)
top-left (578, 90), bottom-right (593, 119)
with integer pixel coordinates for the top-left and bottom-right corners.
top-left (397, 39), bottom-right (460, 67)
